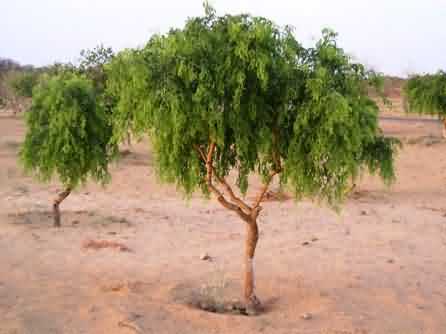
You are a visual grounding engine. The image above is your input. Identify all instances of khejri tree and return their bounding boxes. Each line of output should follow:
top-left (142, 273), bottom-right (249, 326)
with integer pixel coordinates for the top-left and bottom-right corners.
top-left (404, 71), bottom-right (446, 138)
top-left (20, 47), bottom-right (117, 227)
top-left (113, 5), bottom-right (399, 310)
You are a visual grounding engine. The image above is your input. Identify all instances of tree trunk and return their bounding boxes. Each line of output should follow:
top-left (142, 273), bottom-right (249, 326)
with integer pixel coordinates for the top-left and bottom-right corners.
top-left (244, 217), bottom-right (261, 311)
top-left (53, 188), bottom-right (71, 227)
top-left (442, 118), bottom-right (446, 139)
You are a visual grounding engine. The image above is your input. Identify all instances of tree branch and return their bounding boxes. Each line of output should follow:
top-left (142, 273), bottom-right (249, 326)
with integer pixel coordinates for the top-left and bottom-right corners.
top-left (194, 144), bottom-right (207, 163)
top-left (251, 169), bottom-right (281, 218)
top-left (213, 174), bottom-right (252, 213)
top-left (195, 143), bottom-right (252, 215)
top-left (248, 130), bottom-right (283, 219)
top-left (204, 142), bottom-right (251, 222)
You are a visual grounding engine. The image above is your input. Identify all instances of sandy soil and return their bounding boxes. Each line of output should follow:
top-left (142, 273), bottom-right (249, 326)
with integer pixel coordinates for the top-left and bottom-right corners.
top-left (1, 110), bottom-right (446, 334)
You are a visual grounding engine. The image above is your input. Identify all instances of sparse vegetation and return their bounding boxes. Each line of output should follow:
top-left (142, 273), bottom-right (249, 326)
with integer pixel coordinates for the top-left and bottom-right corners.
top-left (404, 71), bottom-right (446, 137)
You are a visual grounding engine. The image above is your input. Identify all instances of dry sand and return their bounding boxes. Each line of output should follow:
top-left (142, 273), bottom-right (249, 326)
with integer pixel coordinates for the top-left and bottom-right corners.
top-left (1, 108), bottom-right (446, 334)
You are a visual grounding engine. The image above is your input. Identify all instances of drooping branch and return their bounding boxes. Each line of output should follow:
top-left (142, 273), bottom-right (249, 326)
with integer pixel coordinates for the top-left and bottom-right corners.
top-left (194, 144), bottom-right (207, 163)
top-left (251, 136), bottom-right (283, 219)
top-left (272, 127), bottom-right (282, 172)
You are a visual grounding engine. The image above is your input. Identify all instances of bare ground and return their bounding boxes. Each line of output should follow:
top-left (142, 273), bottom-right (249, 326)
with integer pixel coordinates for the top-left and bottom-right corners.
top-left (1, 111), bottom-right (446, 334)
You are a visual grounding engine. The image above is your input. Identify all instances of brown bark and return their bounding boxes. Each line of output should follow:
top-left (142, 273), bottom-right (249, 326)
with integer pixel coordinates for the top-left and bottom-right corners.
top-left (244, 217), bottom-right (261, 309)
top-left (196, 141), bottom-right (282, 311)
top-left (53, 188), bottom-right (71, 227)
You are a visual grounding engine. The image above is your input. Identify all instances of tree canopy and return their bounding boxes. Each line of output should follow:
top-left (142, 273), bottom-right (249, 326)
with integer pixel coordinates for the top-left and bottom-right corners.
top-left (10, 71), bottom-right (40, 98)
top-left (404, 71), bottom-right (446, 118)
top-left (107, 9), bottom-right (398, 207)
top-left (20, 72), bottom-right (117, 188)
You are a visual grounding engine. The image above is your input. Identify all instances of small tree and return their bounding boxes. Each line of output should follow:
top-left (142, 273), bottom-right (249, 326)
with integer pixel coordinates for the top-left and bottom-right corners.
top-left (108, 7), bottom-right (398, 311)
top-left (10, 71), bottom-right (40, 98)
top-left (404, 71), bottom-right (446, 137)
top-left (20, 72), bottom-right (117, 227)
top-left (79, 45), bottom-right (114, 93)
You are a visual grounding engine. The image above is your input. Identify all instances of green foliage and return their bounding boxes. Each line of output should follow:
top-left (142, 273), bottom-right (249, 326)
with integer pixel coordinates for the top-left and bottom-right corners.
top-left (79, 45), bottom-right (114, 93)
top-left (108, 8), bottom-right (398, 206)
top-left (404, 71), bottom-right (446, 118)
top-left (10, 71), bottom-right (40, 97)
top-left (20, 72), bottom-right (117, 188)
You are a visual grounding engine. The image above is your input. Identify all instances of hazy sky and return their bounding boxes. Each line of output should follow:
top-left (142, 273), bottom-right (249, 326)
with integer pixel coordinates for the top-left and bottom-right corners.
top-left (2, 0), bottom-right (445, 77)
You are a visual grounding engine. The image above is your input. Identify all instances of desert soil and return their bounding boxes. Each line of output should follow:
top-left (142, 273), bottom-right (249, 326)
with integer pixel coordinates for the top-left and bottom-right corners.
top-left (0, 106), bottom-right (446, 334)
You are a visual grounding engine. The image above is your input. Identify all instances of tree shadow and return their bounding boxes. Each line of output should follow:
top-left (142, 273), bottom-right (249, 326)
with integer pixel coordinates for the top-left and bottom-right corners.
top-left (6, 209), bottom-right (133, 230)
top-left (118, 149), bottom-right (152, 166)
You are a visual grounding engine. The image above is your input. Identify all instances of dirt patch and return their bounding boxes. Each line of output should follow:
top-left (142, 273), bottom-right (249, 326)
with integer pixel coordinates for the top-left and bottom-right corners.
top-left (82, 239), bottom-right (132, 252)
top-left (118, 149), bottom-right (152, 166)
top-left (1, 110), bottom-right (446, 333)
top-left (405, 135), bottom-right (444, 146)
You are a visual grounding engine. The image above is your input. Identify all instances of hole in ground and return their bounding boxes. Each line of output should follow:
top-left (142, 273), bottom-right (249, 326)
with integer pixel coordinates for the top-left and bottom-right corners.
top-left (170, 281), bottom-right (278, 316)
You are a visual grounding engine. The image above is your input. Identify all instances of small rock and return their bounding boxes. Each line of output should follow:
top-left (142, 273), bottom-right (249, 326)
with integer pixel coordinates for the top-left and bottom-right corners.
top-left (225, 303), bottom-right (236, 312)
top-left (107, 231), bottom-right (117, 235)
top-left (72, 220), bottom-right (80, 225)
top-left (245, 307), bottom-right (258, 316)
top-left (200, 253), bottom-right (211, 261)
top-left (360, 210), bottom-right (368, 216)
top-left (301, 241), bottom-right (310, 246)
top-left (387, 259), bottom-right (395, 264)
top-left (301, 312), bottom-right (312, 320)
top-left (311, 237), bottom-right (318, 242)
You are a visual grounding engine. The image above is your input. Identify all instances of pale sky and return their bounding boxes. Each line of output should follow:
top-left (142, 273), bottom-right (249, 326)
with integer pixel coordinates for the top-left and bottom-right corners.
top-left (1, 0), bottom-right (445, 77)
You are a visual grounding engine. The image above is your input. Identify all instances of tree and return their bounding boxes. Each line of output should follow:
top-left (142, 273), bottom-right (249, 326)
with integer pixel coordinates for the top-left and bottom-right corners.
top-left (108, 6), bottom-right (398, 311)
top-left (404, 71), bottom-right (446, 138)
top-left (20, 72), bottom-right (117, 227)
top-left (79, 44), bottom-right (114, 93)
top-left (10, 70), bottom-right (40, 98)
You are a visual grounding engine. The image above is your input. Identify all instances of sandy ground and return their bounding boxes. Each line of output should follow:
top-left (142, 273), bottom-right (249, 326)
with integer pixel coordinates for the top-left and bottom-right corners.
top-left (1, 109), bottom-right (446, 334)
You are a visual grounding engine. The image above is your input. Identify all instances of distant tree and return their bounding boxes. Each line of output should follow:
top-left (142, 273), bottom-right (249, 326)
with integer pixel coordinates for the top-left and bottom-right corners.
top-left (10, 71), bottom-right (40, 98)
top-left (404, 71), bottom-right (446, 137)
top-left (78, 45), bottom-right (114, 93)
top-left (20, 72), bottom-right (117, 227)
top-left (0, 58), bottom-right (21, 74)
top-left (40, 62), bottom-right (77, 77)
top-left (108, 6), bottom-right (398, 311)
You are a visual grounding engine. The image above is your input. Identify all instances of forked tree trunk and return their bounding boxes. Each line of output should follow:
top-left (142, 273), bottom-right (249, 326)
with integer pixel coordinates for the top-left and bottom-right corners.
top-left (244, 217), bottom-right (261, 310)
top-left (53, 188), bottom-right (71, 227)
